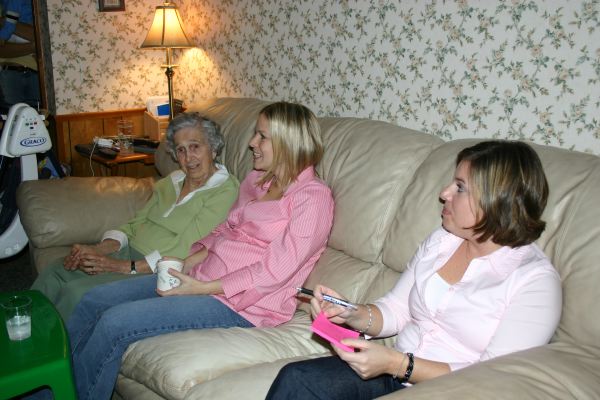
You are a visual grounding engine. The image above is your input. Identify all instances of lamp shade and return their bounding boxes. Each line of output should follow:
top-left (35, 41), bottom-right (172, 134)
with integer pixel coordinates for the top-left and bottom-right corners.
top-left (140, 2), bottom-right (194, 48)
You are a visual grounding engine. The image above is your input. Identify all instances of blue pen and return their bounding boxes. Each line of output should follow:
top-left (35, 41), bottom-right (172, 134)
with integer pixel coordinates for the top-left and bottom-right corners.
top-left (295, 287), bottom-right (358, 310)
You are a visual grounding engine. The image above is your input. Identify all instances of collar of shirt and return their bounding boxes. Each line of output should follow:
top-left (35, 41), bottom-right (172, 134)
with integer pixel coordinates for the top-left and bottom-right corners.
top-left (436, 229), bottom-right (528, 282)
top-left (163, 164), bottom-right (230, 218)
top-left (262, 166), bottom-right (317, 197)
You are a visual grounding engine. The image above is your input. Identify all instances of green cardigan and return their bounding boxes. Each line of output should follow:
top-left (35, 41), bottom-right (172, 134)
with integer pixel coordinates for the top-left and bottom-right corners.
top-left (122, 171), bottom-right (239, 259)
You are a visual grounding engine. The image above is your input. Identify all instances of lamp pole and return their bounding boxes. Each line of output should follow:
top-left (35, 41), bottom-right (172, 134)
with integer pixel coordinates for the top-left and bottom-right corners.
top-left (164, 47), bottom-right (175, 120)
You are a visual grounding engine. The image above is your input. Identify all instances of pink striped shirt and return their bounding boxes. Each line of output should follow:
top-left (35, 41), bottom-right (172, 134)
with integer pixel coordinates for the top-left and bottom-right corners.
top-left (189, 167), bottom-right (334, 327)
top-left (375, 228), bottom-right (562, 371)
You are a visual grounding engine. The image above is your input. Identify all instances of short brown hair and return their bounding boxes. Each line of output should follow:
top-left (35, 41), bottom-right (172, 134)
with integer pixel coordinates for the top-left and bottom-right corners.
top-left (256, 102), bottom-right (323, 187)
top-left (457, 140), bottom-right (549, 247)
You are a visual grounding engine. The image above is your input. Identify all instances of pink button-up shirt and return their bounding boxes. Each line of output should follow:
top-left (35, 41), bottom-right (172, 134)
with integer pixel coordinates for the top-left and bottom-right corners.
top-left (189, 167), bottom-right (334, 327)
top-left (375, 228), bottom-right (562, 371)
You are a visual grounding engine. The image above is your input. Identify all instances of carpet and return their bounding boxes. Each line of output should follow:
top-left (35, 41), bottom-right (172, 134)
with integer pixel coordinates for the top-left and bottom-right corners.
top-left (0, 247), bottom-right (35, 293)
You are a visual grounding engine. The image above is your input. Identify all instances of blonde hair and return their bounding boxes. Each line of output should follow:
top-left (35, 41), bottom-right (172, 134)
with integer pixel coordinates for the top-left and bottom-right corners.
top-left (256, 102), bottom-right (323, 187)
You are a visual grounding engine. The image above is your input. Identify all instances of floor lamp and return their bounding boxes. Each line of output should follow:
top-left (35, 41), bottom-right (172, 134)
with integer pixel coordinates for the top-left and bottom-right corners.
top-left (140, 2), bottom-right (194, 120)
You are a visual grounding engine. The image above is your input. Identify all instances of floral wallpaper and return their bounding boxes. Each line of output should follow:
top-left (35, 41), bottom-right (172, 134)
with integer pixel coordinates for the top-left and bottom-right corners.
top-left (47, 0), bottom-right (600, 154)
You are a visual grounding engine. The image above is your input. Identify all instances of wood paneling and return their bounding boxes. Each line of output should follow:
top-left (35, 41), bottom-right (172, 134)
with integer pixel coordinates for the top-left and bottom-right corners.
top-left (55, 108), bottom-right (157, 178)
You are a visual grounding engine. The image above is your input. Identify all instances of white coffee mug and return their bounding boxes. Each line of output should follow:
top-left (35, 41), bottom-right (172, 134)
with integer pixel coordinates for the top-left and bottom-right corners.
top-left (157, 260), bottom-right (184, 291)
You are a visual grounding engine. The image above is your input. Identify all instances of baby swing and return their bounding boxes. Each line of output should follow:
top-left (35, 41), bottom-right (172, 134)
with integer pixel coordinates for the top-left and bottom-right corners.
top-left (0, 103), bottom-right (52, 258)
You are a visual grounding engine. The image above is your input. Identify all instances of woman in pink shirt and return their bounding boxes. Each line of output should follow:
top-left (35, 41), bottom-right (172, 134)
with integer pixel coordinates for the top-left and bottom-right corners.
top-left (267, 140), bottom-right (562, 400)
top-left (66, 102), bottom-right (335, 400)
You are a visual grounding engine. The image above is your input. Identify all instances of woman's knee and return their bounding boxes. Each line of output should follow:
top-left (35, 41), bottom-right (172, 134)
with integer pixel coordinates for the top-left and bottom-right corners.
top-left (71, 283), bottom-right (115, 324)
top-left (278, 362), bottom-right (307, 381)
top-left (60, 276), bottom-right (96, 302)
top-left (31, 262), bottom-right (67, 299)
top-left (268, 361), bottom-right (315, 397)
top-left (93, 310), bottom-right (126, 341)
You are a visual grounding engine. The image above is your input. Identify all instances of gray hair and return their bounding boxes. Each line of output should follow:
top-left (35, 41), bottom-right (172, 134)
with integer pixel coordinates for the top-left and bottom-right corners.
top-left (165, 112), bottom-right (224, 159)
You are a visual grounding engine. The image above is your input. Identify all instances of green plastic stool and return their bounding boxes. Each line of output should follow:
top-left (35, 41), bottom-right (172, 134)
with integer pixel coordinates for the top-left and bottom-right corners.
top-left (0, 290), bottom-right (76, 399)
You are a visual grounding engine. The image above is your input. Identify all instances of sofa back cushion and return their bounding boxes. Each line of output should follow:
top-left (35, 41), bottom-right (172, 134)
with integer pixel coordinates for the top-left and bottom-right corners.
top-left (383, 140), bottom-right (467, 271)
top-left (154, 141), bottom-right (179, 177)
top-left (316, 117), bottom-right (443, 262)
top-left (190, 98), bottom-right (443, 263)
top-left (383, 139), bottom-right (600, 349)
top-left (17, 177), bottom-right (154, 249)
top-left (531, 142), bottom-right (600, 348)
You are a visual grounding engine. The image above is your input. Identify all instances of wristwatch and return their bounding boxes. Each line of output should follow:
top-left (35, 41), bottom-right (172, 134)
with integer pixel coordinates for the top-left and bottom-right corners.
top-left (130, 260), bottom-right (137, 274)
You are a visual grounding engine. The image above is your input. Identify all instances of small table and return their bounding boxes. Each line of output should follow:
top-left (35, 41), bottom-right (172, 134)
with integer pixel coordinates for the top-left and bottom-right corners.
top-left (77, 148), bottom-right (155, 176)
top-left (0, 290), bottom-right (77, 399)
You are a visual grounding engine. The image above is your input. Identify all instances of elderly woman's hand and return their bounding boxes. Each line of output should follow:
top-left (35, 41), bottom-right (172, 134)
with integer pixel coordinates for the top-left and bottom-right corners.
top-left (64, 244), bottom-right (100, 271)
top-left (64, 240), bottom-right (121, 271)
top-left (78, 254), bottom-right (128, 275)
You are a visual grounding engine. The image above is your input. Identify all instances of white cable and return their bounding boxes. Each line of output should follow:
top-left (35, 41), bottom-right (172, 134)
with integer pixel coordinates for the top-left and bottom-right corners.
top-left (89, 141), bottom-right (97, 177)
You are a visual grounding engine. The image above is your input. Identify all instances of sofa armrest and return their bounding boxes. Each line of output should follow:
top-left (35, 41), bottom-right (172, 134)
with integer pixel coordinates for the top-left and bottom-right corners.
top-left (377, 342), bottom-right (600, 400)
top-left (16, 176), bottom-right (155, 249)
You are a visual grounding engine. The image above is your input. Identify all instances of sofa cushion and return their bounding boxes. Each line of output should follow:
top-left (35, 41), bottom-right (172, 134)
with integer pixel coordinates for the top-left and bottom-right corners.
top-left (528, 143), bottom-right (600, 347)
top-left (113, 377), bottom-right (165, 400)
top-left (154, 141), bottom-right (179, 178)
top-left (119, 312), bottom-right (330, 399)
top-left (316, 117), bottom-right (443, 262)
top-left (377, 342), bottom-right (600, 400)
top-left (182, 355), bottom-right (323, 400)
top-left (382, 140), bottom-right (474, 272)
top-left (300, 247), bottom-right (399, 313)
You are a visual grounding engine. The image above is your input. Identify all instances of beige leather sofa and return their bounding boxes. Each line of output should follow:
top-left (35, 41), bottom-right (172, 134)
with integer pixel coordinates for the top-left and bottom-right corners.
top-left (17, 98), bottom-right (600, 399)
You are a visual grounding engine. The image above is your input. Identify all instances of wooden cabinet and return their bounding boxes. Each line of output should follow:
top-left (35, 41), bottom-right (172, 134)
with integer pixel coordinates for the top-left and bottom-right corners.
top-left (55, 108), bottom-right (157, 178)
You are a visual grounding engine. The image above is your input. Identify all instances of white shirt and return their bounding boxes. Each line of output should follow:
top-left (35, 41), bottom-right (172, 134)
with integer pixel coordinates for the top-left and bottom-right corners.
top-left (374, 228), bottom-right (562, 371)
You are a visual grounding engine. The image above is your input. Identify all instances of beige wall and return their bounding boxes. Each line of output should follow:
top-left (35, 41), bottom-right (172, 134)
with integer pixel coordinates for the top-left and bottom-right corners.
top-left (48, 0), bottom-right (600, 154)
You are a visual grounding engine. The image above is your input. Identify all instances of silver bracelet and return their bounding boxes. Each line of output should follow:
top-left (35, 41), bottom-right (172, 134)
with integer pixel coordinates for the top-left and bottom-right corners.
top-left (359, 304), bottom-right (373, 335)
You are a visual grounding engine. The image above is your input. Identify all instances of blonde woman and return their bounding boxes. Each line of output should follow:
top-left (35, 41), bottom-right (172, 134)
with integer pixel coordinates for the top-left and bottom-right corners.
top-left (66, 102), bottom-right (335, 400)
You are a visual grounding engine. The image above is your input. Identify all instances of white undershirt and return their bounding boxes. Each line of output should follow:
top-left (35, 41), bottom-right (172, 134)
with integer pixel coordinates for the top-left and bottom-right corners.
top-left (424, 272), bottom-right (451, 313)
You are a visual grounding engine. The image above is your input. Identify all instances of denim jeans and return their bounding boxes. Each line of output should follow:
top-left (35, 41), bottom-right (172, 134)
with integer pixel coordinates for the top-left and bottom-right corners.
top-left (266, 356), bottom-right (406, 400)
top-left (67, 274), bottom-right (254, 400)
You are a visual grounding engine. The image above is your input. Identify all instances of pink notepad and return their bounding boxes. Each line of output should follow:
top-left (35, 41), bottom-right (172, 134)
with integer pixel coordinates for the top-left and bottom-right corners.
top-left (311, 311), bottom-right (360, 352)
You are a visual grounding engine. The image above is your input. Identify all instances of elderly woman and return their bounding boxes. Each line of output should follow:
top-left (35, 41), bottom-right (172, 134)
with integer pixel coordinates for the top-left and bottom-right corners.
top-left (267, 140), bottom-right (562, 400)
top-left (66, 101), bottom-right (335, 400)
top-left (31, 112), bottom-right (239, 319)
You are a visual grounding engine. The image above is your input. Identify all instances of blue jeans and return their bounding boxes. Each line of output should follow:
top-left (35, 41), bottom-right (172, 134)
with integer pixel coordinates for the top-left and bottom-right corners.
top-left (67, 275), bottom-right (254, 400)
top-left (266, 356), bottom-right (406, 400)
